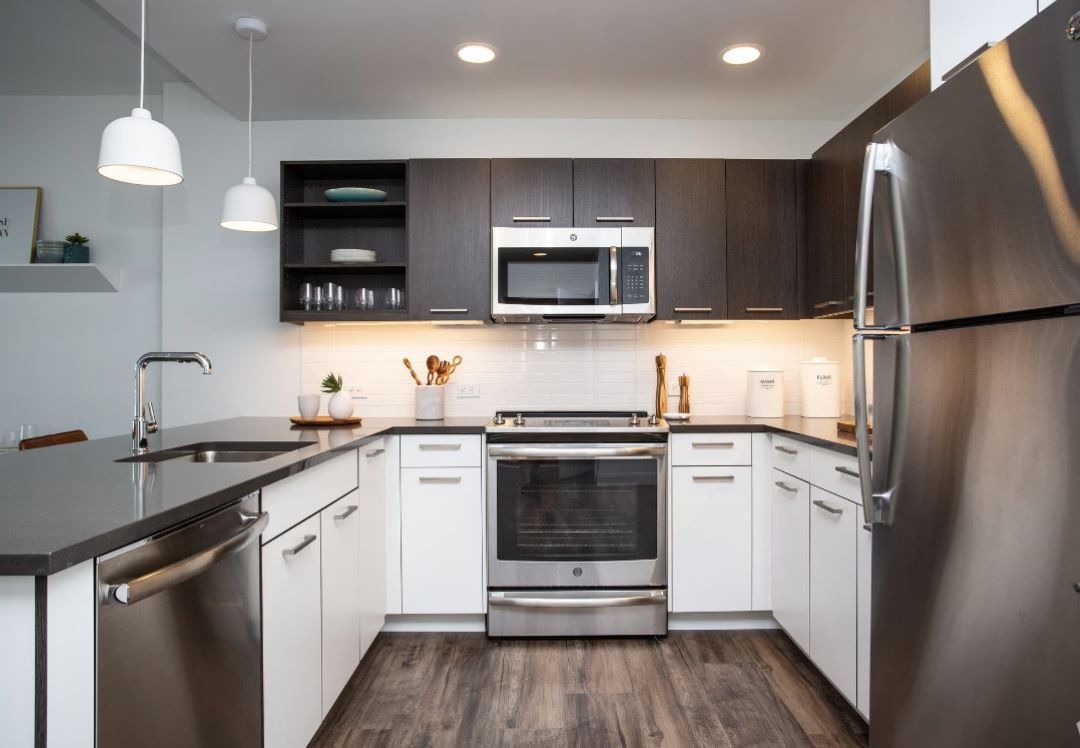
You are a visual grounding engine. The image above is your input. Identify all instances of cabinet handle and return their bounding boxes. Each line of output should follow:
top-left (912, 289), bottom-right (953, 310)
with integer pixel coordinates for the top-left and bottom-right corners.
top-left (418, 443), bottom-right (462, 451)
top-left (834, 465), bottom-right (860, 479)
top-left (745, 307), bottom-right (784, 313)
top-left (812, 499), bottom-right (843, 516)
top-left (774, 445), bottom-right (798, 455)
top-left (775, 481), bottom-right (799, 493)
top-left (692, 475), bottom-right (735, 482)
top-left (418, 476), bottom-right (463, 484)
top-left (333, 505), bottom-right (359, 521)
top-left (812, 300), bottom-right (844, 310)
top-left (692, 441), bottom-right (734, 448)
top-left (512, 216), bottom-right (551, 222)
top-left (863, 523), bottom-right (873, 532)
top-left (282, 534), bottom-right (317, 558)
top-left (942, 42), bottom-right (993, 83)
top-left (365, 448), bottom-right (386, 458)
top-left (596, 216), bottom-right (634, 222)
top-left (673, 307), bottom-right (713, 313)
top-left (429, 308), bottom-right (468, 314)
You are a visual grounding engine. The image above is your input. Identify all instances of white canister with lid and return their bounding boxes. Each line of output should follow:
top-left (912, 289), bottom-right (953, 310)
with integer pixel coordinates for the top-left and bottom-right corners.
top-left (747, 366), bottom-right (784, 418)
top-left (800, 357), bottom-right (840, 418)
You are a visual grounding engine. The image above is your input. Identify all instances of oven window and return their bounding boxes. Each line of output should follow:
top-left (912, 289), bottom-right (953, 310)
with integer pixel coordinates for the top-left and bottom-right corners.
top-left (497, 247), bottom-right (609, 305)
top-left (496, 458), bottom-right (657, 561)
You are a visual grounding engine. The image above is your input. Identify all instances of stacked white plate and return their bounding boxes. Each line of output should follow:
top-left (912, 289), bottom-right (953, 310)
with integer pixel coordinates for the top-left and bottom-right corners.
top-left (330, 248), bottom-right (376, 263)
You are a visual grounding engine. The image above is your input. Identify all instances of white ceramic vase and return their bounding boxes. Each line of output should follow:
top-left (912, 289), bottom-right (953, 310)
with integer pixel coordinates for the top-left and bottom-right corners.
top-left (328, 390), bottom-right (354, 420)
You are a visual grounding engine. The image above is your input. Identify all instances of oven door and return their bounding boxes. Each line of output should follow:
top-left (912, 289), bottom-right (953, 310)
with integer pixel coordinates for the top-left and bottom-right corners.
top-left (487, 442), bottom-right (667, 588)
top-left (491, 227), bottom-right (623, 321)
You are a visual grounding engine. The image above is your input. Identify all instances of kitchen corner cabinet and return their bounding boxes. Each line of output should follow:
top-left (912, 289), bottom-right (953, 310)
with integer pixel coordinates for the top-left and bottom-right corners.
top-left (771, 470), bottom-right (811, 652)
top-left (572, 159), bottom-right (655, 227)
top-left (407, 159), bottom-right (491, 321)
top-left (358, 441), bottom-right (387, 657)
top-left (726, 160), bottom-right (799, 320)
top-left (655, 159), bottom-right (727, 320)
top-left (857, 521), bottom-right (872, 719)
top-left (491, 159), bottom-right (574, 227)
top-left (320, 492), bottom-right (363, 717)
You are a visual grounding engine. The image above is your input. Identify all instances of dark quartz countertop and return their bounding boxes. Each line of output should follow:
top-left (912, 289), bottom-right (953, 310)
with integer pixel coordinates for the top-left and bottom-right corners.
top-left (666, 415), bottom-right (858, 456)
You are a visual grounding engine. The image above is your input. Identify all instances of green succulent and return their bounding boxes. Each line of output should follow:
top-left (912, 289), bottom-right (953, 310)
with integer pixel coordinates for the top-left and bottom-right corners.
top-left (320, 372), bottom-right (343, 394)
top-left (65, 232), bottom-right (89, 245)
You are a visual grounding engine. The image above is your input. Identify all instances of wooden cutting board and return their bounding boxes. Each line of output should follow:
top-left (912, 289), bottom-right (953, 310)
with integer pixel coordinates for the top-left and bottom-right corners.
top-left (289, 416), bottom-right (362, 427)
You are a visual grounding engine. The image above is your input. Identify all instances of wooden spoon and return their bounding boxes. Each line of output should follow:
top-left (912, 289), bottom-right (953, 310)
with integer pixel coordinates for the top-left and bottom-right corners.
top-left (402, 357), bottom-right (422, 386)
top-left (425, 355), bottom-right (439, 385)
top-left (436, 360), bottom-right (451, 385)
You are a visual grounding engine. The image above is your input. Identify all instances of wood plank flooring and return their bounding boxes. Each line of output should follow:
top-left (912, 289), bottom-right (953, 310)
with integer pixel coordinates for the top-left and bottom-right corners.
top-left (311, 631), bottom-right (868, 747)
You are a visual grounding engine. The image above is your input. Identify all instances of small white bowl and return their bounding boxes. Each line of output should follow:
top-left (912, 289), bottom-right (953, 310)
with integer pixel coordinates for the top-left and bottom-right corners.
top-left (297, 394), bottom-right (320, 420)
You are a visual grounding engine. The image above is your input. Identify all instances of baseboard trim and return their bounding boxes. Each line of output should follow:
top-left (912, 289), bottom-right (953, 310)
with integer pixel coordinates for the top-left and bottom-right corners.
top-left (667, 612), bottom-right (780, 631)
top-left (382, 614), bottom-right (486, 633)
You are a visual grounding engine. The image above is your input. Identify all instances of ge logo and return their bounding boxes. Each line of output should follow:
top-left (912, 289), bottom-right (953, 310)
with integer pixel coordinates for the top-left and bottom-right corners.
top-left (569, 233), bottom-right (577, 242)
top-left (572, 567), bottom-right (583, 577)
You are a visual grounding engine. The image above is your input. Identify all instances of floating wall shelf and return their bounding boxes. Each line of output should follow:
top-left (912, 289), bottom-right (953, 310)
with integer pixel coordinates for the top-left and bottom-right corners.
top-left (0, 264), bottom-right (120, 293)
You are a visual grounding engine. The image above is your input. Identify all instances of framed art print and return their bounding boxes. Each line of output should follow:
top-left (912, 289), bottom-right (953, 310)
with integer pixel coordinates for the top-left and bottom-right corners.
top-left (0, 187), bottom-right (42, 263)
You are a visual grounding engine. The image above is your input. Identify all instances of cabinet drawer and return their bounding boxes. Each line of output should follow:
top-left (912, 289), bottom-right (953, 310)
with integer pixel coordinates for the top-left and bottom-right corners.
top-left (670, 433), bottom-right (751, 466)
top-left (262, 450), bottom-right (358, 542)
top-left (401, 434), bottom-right (481, 468)
top-left (771, 435), bottom-right (810, 481)
top-left (810, 447), bottom-right (862, 505)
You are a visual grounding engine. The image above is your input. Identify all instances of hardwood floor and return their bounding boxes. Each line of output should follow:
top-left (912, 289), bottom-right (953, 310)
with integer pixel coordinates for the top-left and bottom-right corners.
top-left (311, 630), bottom-right (868, 747)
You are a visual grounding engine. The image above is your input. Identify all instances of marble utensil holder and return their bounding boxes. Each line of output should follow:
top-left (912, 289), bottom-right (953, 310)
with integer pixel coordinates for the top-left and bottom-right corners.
top-left (415, 385), bottom-right (446, 421)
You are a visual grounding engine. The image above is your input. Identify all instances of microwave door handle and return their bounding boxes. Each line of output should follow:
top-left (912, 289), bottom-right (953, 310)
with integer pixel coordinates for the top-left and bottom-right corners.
top-left (609, 246), bottom-right (619, 306)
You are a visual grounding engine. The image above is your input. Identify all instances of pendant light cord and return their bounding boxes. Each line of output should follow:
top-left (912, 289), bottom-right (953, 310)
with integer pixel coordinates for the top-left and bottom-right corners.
top-left (139, 0), bottom-right (146, 110)
top-left (247, 32), bottom-right (254, 179)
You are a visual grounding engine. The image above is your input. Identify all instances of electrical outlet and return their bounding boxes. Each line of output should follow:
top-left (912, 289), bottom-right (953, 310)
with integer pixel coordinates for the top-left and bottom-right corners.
top-left (346, 384), bottom-right (366, 399)
top-left (666, 381), bottom-right (681, 398)
top-left (455, 383), bottom-right (480, 399)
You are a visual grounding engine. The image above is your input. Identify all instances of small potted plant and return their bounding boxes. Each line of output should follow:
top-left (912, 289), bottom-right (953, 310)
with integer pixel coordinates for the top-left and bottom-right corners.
top-left (63, 232), bottom-right (90, 263)
top-left (321, 372), bottom-right (354, 420)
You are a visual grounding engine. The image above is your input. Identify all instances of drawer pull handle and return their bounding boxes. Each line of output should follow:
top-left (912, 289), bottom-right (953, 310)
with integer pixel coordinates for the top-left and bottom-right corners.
top-left (745, 307), bottom-right (784, 313)
top-left (333, 505), bottom-right (359, 521)
top-left (813, 499), bottom-right (843, 516)
top-left (812, 300), bottom-right (843, 310)
top-left (418, 443), bottom-right (462, 451)
top-left (282, 534), bottom-right (317, 557)
top-left (834, 465), bottom-right (860, 479)
top-left (693, 475), bottom-right (735, 482)
top-left (365, 448), bottom-right (386, 458)
top-left (512, 216), bottom-right (551, 222)
top-left (775, 481), bottom-right (798, 493)
top-left (674, 307), bottom-right (713, 313)
top-left (429, 308), bottom-right (469, 314)
top-left (774, 445), bottom-right (798, 455)
top-left (692, 441), bottom-right (734, 448)
top-left (418, 476), bottom-right (463, 484)
top-left (596, 216), bottom-right (634, 222)
top-left (863, 523), bottom-right (873, 532)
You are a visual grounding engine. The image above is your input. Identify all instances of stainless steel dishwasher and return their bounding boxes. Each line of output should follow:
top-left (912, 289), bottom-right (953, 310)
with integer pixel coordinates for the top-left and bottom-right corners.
top-left (96, 494), bottom-right (267, 747)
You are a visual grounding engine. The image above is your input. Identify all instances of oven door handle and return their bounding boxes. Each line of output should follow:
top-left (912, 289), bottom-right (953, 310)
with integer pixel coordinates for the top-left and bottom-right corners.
top-left (488, 445), bottom-right (667, 460)
top-left (488, 590), bottom-right (667, 608)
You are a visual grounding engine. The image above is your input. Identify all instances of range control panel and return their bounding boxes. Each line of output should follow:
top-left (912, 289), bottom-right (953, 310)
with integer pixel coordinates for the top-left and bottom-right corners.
top-left (620, 247), bottom-right (651, 305)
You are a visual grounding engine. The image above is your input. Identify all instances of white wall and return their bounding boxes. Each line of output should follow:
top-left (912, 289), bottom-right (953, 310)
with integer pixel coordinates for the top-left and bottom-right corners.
top-left (160, 81), bottom-right (843, 424)
top-left (0, 94), bottom-right (163, 438)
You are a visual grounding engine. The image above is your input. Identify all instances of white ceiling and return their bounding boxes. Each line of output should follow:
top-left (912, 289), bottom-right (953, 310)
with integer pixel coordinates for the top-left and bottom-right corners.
top-left (0, 0), bottom-right (184, 96)
top-left (88, 0), bottom-right (928, 122)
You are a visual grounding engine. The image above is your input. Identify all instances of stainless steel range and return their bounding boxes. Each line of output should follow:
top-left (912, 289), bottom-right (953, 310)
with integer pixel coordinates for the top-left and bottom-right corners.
top-left (486, 410), bottom-right (668, 637)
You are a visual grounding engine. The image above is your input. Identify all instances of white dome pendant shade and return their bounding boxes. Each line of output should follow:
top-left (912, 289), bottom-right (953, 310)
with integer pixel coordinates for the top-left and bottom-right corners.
top-left (221, 17), bottom-right (278, 232)
top-left (97, 0), bottom-right (183, 186)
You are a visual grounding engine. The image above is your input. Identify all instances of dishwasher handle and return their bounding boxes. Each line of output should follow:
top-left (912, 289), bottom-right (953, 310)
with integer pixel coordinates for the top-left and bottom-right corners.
top-left (104, 510), bottom-right (269, 605)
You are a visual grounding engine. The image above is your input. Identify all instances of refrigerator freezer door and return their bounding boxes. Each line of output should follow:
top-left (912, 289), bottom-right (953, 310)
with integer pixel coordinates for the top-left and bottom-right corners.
top-left (870, 316), bottom-right (1080, 747)
top-left (869, 4), bottom-right (1080, 328)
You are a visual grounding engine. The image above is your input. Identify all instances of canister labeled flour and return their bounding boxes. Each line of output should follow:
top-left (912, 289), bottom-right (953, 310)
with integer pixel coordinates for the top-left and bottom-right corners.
top-left (800, 357), bottom-right (839, 418)
top-left (747, 366), bottom-right (784, 418)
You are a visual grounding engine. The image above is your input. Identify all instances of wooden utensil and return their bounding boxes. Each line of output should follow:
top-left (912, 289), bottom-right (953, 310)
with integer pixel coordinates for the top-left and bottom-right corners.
top-left (655, 354), bottom-right (667, 418)
top-left (402, 357), bottom-right (423, 386)
top-left (425, 355), bottom-right (438, 385)
top-left (436, 360), bottom-right (451, 385)
top-left (678, 374), bottom-right (690, 414)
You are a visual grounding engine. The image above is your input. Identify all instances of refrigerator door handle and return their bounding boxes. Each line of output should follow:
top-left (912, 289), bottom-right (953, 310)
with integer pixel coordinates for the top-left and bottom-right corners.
top-left (854, 142), bottom-right (894, 331)
top-left (854, 332), bottom-right (909, 526)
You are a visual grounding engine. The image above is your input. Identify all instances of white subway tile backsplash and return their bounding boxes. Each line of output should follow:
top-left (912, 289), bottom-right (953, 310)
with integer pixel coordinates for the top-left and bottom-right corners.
top-left (300, 320), bottom-right (854, 418)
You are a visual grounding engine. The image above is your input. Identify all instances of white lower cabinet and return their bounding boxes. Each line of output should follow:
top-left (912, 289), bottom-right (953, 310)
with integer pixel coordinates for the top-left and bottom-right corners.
top-left (857, 520), bottom-right (872, 719)
top-left (809, 486), bottom-right (858, 704)
top-left (401, 467), bottom-right (484, 614)
top-left (671, 466), bottom-right (752, 612)
top-left (771, 470), bottom-right (810, 651)
top-left (320, 492), bottom-right (363, 717)
top-left (358, 442), bottom-right (387, 657)
top-left (263, 516), bottom-right (323, 748)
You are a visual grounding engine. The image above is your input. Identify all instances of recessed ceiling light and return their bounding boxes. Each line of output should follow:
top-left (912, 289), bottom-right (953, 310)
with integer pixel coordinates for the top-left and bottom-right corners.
top-left (719, 44), bottom-right (763, 65)
top-left (454, 42), bottom-right (498, 64)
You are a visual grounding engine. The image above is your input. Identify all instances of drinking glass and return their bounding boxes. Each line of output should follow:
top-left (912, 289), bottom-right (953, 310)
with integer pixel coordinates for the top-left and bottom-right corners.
top-left (0, 430), bottom-right (18, 452)
top-left (324, 282), bottom-right (339, 310)
top-left (312, 286), bottom-right (325, 310)
top-left (334, 285), bottom-right (345, 310)
top-left (19, 424), bottom-right (38, 441)
top-left (385, 288), bottom-right (404, 310)
top-left (299, 282), bottom-right (314, 311)
top-left (355, 288), bottom-right (375, 311)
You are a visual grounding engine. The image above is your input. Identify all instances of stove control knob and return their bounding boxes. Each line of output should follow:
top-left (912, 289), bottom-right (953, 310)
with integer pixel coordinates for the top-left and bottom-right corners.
top-left (648, 413), bottom-right (662, 426)
top-left (493, 413), bottom-right (506, 426)
top-left (628, 413), bottom-right (641, 427)
top-left (513, 413), bottom-right (526, 427)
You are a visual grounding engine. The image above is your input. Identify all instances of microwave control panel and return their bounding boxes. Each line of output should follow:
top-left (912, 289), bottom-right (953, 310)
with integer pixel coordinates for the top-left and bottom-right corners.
top-left (620, 247), bottom-right (651, 304)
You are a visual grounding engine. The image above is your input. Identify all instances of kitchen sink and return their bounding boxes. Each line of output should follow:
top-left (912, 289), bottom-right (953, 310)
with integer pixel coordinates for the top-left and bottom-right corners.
top-left (117, 441), bottom-right (316, 464)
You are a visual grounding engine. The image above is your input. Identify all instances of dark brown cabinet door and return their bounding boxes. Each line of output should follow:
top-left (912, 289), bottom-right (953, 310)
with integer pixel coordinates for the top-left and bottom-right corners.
top-left (491, 159), bottom-right (573, 227)
top-left (655, 159), bottom-right (727, 320)
top-left (572, 159), bottom-right (655, 227)
top-left (726, 160), bottom-right (798, 320)
top-left (407, 159), bottom-right (491, 321)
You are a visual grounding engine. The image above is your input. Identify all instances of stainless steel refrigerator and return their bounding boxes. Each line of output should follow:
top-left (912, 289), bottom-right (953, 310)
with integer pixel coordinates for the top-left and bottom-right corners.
top-left (852, 5), bottom-right (1080, 746)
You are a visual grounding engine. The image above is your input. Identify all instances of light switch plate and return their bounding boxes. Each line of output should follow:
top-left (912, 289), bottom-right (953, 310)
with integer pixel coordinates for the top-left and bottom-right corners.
top-left (346, 384), bottom-right (366, 399)
top-left (455, 383), bottom-right (480, 399)
top-left (666, 381), bottom-right (681, 397)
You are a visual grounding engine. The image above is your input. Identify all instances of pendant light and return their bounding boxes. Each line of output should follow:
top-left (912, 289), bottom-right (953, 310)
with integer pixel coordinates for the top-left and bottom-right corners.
top-left (98, 0), bottom-right (183, 185)
top-left (220, 17), bottom-right (278, 232)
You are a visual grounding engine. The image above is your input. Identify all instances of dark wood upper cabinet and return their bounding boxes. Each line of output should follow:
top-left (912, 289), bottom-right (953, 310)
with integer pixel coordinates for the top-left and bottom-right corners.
top-left (655, 159), bottom-right (727, 320)
top-left (726, 160), bottom-right (798, 320)
top-left (407, 159), bottom-right (491, 321)
top-left (491, 159), bottom-right (573, 227)
top-left (572, 159), bottom-right (655, 227)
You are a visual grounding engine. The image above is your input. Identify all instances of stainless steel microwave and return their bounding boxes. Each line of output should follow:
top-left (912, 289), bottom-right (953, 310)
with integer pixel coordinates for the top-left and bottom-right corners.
top-left (490, 227), bottom-right (655, 323)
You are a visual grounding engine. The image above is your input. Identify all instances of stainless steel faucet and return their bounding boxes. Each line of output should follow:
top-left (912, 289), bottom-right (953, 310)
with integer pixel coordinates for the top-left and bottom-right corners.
top-left (132, 352), bottom-right (213, 453)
